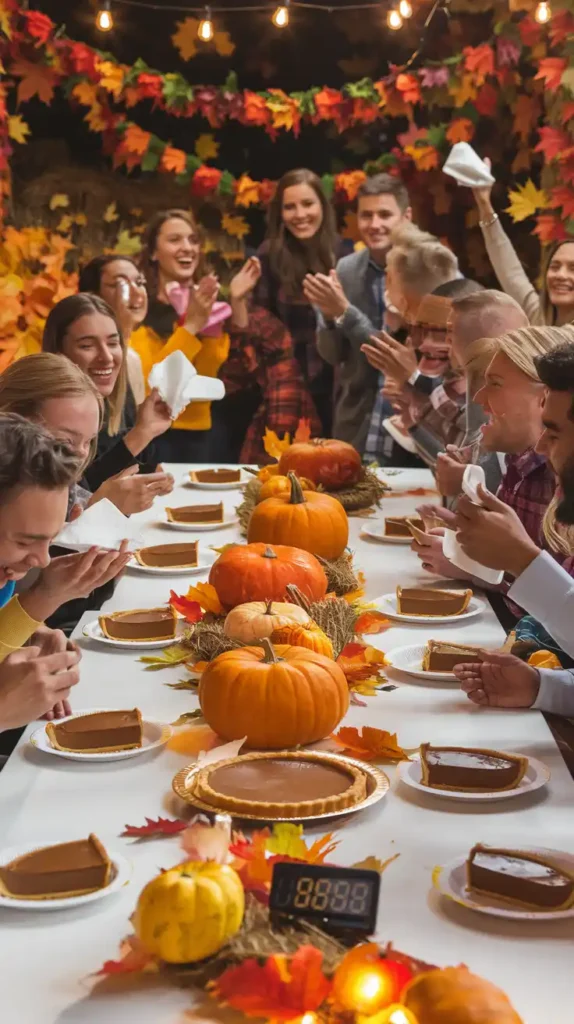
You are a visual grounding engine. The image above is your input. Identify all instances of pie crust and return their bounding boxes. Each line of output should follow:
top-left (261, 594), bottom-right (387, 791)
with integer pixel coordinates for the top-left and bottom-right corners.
top-left (134, 542), bottom-right (198, 569)
top-left (99, 606), bottom-right (177, 642)
top-left (46, 709), bottom-right (143, 754)
top-left (420, 744), bottom-right (528, 792)
top-left (192, 751), bottom-right (368, 818)
top-left (396, 586), bottom-right (472, 616)
top-left (0, 834), bottom-right (112, 900)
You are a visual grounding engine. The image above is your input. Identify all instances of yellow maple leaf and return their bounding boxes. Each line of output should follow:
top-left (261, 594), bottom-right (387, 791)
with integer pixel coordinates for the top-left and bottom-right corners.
top-left (72, 81), bottom-right (99, 107)
top-left (449, 73), bottom-right (478, 108)
top-left (195, 133), bottom-right (219, 162)
top-left (186, 580), bottom-right (223, 615)
top-left (172, 16), bottom-right (199, 61)
top-left (0, 1), bottom-right (13, 38)
top-left (505, 179), bottom-right (548, 223)
top-left (265, 823), bottom-right (309, 859)
top-left (56, 214), bottom-right (73, 233)
top-left (7, 115), bottom-right (30, 144)
top-left (49, 194), bottom-right (70, 211)
top-left (221, 213), bottom-right (249, 240)
top-left (114, 230), bottom-right (142, 256)
top-left (74, 213), bottom-right (87, 227)
top-left (84, 102), bottom-right (108, 134)
top-left (352, 853), bottom-right (400, 874)
top-left (95, 59), bottom-right (125, 98)
top-left (263, 426), bottom-right (291, 460)
top-left (103, 201), bottom-right (119, 223)
top-left (235, 174), bottom-right (261, 208)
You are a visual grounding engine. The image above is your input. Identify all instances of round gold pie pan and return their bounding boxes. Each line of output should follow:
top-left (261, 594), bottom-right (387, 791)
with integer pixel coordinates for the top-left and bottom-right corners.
top-left (172, 750), bottom-right (390, 822)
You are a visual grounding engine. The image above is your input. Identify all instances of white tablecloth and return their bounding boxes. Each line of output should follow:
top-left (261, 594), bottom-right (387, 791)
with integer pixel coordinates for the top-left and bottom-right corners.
top-left (0, 466), bottom-right (573, 1023)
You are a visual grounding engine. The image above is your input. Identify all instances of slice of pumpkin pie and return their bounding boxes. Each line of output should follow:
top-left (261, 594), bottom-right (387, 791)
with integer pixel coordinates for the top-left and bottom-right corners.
top-left (0, 835), bottom-right (111, 900)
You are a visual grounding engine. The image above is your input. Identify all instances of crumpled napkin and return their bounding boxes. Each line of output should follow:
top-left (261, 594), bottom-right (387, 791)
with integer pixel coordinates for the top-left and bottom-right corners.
top-left (442, 464), bottom-right (504, 584)
top-left (443, 142), bottom-right (495, 188)
top-left (148, 350), bottom-right (225, 420)
top-left (53, 498), bottom-right (143, 553)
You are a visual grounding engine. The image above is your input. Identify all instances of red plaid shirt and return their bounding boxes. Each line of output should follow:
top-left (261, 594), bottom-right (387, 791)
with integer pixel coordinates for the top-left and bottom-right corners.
top-left (222, 307), bottom-right (321, 464)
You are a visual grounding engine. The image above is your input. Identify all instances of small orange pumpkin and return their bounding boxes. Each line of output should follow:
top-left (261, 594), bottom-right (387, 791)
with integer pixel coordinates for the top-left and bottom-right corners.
top-left (404, 966), bottom-right (523, 1024)
top-left (271, 621), bottom-right (334, 658)
top-left (258, 473), bottom-right (316, 502)
top-left (198, 638), bottom-right (349, 749)
top-left (279, 437), bottom-right (362, 491)
top-left (209, 542), bottom-right (327, 610)
top-left (248, 473), bottom-right (349, 561)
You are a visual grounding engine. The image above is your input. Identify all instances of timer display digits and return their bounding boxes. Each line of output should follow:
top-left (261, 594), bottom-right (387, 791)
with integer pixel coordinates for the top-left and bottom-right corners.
top-left (269, 862), bottom-right (380, 935)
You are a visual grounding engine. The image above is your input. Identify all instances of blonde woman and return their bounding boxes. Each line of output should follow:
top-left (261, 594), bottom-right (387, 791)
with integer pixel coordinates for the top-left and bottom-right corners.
top-left (42, 294), bottom-right (172, 499)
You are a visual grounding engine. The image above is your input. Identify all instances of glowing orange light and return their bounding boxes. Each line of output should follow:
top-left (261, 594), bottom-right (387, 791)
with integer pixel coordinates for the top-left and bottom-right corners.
top-left (333, 946), bottom-right (414, 1015)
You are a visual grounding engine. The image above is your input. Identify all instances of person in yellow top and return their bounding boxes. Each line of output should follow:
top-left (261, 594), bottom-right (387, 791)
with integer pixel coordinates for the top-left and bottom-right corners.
top-left (131, 208), bottom-right (231, 463)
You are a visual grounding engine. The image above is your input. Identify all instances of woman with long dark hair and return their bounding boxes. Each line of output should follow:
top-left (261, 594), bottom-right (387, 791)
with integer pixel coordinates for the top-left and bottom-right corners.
top-left (254, 168), bottom-right (342, 434)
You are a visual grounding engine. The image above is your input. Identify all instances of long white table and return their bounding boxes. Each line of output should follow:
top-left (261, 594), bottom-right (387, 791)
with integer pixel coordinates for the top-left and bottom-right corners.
top-left (1, 467), bottom-right (573, 1023)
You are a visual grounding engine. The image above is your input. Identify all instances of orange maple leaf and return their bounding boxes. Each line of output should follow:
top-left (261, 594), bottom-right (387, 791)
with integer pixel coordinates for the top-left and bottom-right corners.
top-left (235, 174), bottom-right (260, 207)
top-left (463, 43), bottom-right (495, 84)
top-left (263, 425), bottom-right (291, 460)
top-left (94, 936), bottom-right (154, 977)
top-left (513, 94), bottom-right (541, 143)
top-left (354, 610), bottom-right (392, 635)
top-left (332, 725), bottom-right (408, 763)
top-left (395, 73), bottom-right (421, 104)
top-left (167, 724), bottom-right (219, 755)
top-left (123, 124), bottom-right (152, 156)
top-left (533, 214), bottom-right (569, 245)
top-left (535, 126), bottom-right (571, 163)
top-left (535, 57), bottom-right (568, 93)
top-left (169, 591), bottom-right (203, 623)
top-left (335, 170), bottom-right (367, 201)
top-left (185, 580), bottom-right (223, 615)
top-left (243, 90), bottom-right (270, 127)
top-left (337, 642), bottom-right (389, 686)
top-left (160, 146), bottom-right (186, 174)
top-left (446, 117), bottom-right (475, 145)
top-left (211, 946), bottom-right (331, 1018)
top-left (294, 418), bottom-right (312, 442)
top-left (449, 73), bottom-right (478, 108)
top-left (12, 59), bottom-right (56, 105)
top-left (404, 144), bottom-right (439, 172)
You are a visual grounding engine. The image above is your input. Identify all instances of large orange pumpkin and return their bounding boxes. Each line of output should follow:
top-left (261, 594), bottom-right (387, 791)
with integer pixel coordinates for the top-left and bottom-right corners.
top-left (209, 542), bottom-right (327, 610)
top-left (404, 967), bottom-right (523, 1024)
top-left (258, 473), bottom-right (315, 502)
top-left (199, 639), bottom-right (349, 749)
top-left (248, 474), bottom-right (349, 560)
top-left (279, 438), bottom-right (362, 492)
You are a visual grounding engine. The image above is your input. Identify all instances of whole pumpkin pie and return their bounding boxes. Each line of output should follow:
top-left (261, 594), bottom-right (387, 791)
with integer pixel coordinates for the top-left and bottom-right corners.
top-left (192, 751), bottom-right (367, 818)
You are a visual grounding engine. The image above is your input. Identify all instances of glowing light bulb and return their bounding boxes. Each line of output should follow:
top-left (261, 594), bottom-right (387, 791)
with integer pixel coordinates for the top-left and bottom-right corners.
top-left (272, 3), bottom-right (290, 28)
top-left (535, 1), bottom-right (552, 22)
top-left (300, 1015), bottom-right (317, 1024)
top-left (399, 0), bottom-right (413, 17)
top-left (387, 9), bottom-right (404, 30)
top-left (198, 7), bottom-right (214, 41)
top-left (96, 1), bottom-right (113, 31)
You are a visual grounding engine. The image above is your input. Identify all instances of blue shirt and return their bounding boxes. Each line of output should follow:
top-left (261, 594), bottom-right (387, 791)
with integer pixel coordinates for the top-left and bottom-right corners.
top-left (0, 581), bottom-right (15, 608)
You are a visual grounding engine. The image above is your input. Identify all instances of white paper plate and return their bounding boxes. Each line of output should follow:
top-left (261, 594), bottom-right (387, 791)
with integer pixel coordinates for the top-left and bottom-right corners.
top-left (433, 847), bottom-right (574, 920)
top-left (361, 525), bottom-right (412, 545)
top-left (398, 753), bottom-right (550, 802)
top-left (82, 618), bottom-right (185, 649)
top-left (382, 417), bottom-right (417, 454)
top-left (185, 469), bottom-right (248, 490)
top-left (128, 549), bottom-right (214, 576)
top-left (30, 709), bottom-right (172, 762)
top-left (375, 592), bottom-right (484, 624)
top-left (389, 643), bottom-right (468, 681)
top-left (164, 513), bottom-right (239, 532)
top-left (0, 843), bottom-right (131, 910)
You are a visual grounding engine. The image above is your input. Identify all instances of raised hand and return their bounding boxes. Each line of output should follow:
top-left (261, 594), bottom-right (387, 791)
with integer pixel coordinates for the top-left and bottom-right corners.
top-left (184, 274), bottom-right (219, 335)
top-left (361, 331), bottom-right (417, 384)
top-left (303, 270), bottom-right (349, 321)
top-left (455, 484), bottom-right (540, 577)
top-left (92, 464), bottom-right (173, 515)
top-left (125, 388), bottom-right (172, 456)
top-left (229, 257), bottom-right (262, 302)
top-left (472, 155), bottom-right (494, 216)
top-left (454, 650), bottom-right (540, 709)
top-left (0, 646), bottom-right (81, 730)
top-left (435, 450), bottom-right (466, 497)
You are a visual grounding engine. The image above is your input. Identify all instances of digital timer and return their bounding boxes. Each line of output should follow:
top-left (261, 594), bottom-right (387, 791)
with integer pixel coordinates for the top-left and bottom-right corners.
top-left (269, 862), bottom-right (380, 935)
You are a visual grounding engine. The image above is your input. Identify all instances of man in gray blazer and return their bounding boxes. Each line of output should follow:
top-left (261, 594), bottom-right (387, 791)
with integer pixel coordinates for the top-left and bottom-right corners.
top-left (303, 174), bottom-right (412, 453)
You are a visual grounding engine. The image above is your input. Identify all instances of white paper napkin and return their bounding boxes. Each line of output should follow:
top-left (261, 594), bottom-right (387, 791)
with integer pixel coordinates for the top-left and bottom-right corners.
top-left (148, 350), bottom-right (225, 421)
top-left (53, 498), bottom-right (144, 553)
top-left (442, 464), bottom-right (504, 585)
top-left (443, 142), bottom-right (495, 188)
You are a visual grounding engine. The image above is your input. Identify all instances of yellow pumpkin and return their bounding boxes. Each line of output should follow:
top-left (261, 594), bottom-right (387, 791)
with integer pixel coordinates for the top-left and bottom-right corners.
top-left (404, 966), bottom-right (523, 1024)
top-left (223, 600), bottom-right (311, 643)
top-left (272, 620), bottom-right (334, 658)
top-left (248, 472), bottom-right (349, 561)
top-left (199, 638), bottom-right (349, 749)
top-left (258, 473), bottom-right (316, 502)
top-left (134, 861), bottom-right (244, 964)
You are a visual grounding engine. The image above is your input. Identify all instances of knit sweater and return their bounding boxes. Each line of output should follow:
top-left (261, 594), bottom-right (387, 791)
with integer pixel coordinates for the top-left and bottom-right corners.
top-left (480, 218), bottom-right (544, 325)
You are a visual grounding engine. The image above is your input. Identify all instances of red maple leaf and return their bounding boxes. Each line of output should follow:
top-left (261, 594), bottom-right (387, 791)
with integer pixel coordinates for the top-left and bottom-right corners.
top-left (474, 83), bottom-right (498, 117)
top-left (549, 9), bottom-right (574, 47)
top-left (535, 58), bottom-right (568, 94)
top-left (535, 126), bottom-right (570, 163)
top-left (212, 946), bottom-right (331, 1018)
top-left (12, 59), bottom-right (57, 105)
top-left (94, 937), bottom-right (153, 976)
top-left (533, 214), bottom-right (569, 245)
top-left (463, 44), bottom-right (495, 83)
top-left (562, 102), bottom-right (574, 124)
top-left (25, 10), bottom-right (55, 45)
top-left (548, 186), bottom-right (574, 221)
top-left (169, 590), bottom-right (203, 623)
top-left (518, 15), bottom-right (542, 48)
top-left (121, 816), bottom-right (187, 838)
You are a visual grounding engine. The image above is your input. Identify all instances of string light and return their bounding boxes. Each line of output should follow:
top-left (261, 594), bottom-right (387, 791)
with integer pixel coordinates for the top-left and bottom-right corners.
top-left (198, 5), bottom-right (214, 39)
top-left (534, 1), bottom-right (552, 23)
top-left (272, 0), bottom-right (290, 27)
top-left (398, 0), bottom-right (413, 17)
top-left (95, 1), bottom-right (114, 30)
top-left (387, 8), bottom-right (403, 30)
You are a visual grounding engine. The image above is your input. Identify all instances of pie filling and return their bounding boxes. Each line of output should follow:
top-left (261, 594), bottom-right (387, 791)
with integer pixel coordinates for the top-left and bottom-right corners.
top-left (47, 710), bottom-right (143, 753)
top-left (385, 516), bottom-right (424, 537)
top-left (467, 845), bottom-right (574, 910)
top-left (396, 587), bottom-right (472, 616)
top-left (420, 744), bottom-right (527, 791)
top-left (0, 835), bottom-right (111, 899)
top-left (422, 640), bottom-right (482, 671)
top-left (99, 607), bottom-right (176, 641)
top-left (167, 502), bottom-right (224, 523)
top-left (192, 469), bottom-right (241, 484)
top-left (135, 543), bottom-right (198, 567)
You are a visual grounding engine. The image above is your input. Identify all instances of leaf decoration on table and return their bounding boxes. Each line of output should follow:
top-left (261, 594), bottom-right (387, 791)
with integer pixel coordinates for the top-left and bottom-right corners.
top-left (293, 417), bottom-right (312, 442)
top-left (229, 825), bottom-right (339, 901)
top-left (139, 644), bottom-right (191, 670)
top-left (180, 812), bottom-right (232, 863)
top-left (354, 609), bottom-right (392, 635)
top-left (121, 816), bottom-right (187, 839)
top-left (332, 725), bottom-right (408, 762)
top-left (167, 723), bottom-right (220, 755)
top-left (337, 641), bottom-right (389, 696)
top-left (94, 935), bottom-right (155, 976)
top-left (210, 944), bottom-right (332, 1018)
top-left (166, 678), bottom-right (198, 690)
top-left (185, 581), bottom-right (224, 615)
top-left (352, 852), bottom-right (400, 874)
top-left (171, 709), bottom-right (204, 725)
top-left (169, 590), bottom-right (203, 623)
top-left (263, 426), bottom-right (292, 461)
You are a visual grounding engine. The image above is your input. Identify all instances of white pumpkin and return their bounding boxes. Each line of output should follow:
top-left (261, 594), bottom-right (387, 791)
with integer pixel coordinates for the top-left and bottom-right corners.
top-left (223, 600), bottom-right (310, 643)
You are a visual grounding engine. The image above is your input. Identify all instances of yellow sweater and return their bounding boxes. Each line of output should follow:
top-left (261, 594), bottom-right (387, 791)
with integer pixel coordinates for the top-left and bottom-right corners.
top-left (0, 596), bottom-right (42, 663)
top-left (129, 324), bottom-right (229, 431)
